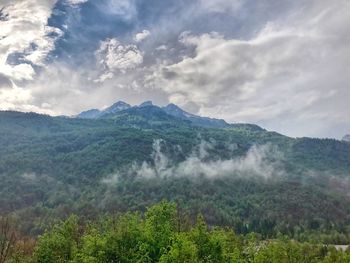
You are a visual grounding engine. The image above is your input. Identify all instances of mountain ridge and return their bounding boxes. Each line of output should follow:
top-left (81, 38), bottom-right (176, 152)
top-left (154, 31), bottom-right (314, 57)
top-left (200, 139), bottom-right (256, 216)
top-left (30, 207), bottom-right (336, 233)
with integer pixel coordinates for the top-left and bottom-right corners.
top-left (343, 134), bottom-right (350, 142)
top-left (77, 100), bottom-right (230, 128)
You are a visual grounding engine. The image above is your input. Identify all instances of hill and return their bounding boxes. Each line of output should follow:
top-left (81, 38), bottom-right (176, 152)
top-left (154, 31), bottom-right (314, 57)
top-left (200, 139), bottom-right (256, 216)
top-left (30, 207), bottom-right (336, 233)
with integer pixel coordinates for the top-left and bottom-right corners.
top-left (0, 103), bottom-right (350, 243)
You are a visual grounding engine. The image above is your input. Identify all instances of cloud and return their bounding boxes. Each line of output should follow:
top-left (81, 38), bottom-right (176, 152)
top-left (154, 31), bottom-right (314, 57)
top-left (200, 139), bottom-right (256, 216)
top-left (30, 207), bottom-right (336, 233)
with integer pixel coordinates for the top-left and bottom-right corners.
top-left (0, 84), bottom-right (40, 113)
top-left (96, 38), bottom-right (143, 78)
top-left (149, 0), bottom-right (350, 138)
top-left (104, 139), bottom-right (285, 183)
top-left (22, 60), bottom-right (168, 116)
top-left (134, 30), bottom-right (151, 42)
top-left (0, 0), bottom-right (62, 82)
top-left (25, 62), bottom-right (98, 115)
top-left (0, 73), bottom-right (12, 89)
top-left (66, 0), bottom-right (88, 5)
top-left (156, 45), bottom-right (167, 51)
top-left (94, 0), bottom-right (137, 21)
top-left (198, 0), bottom-right (242, 13)
top-left (101, 173), bottom-right (119, 185)
top-left (0, 0), bottom-right (64, 113)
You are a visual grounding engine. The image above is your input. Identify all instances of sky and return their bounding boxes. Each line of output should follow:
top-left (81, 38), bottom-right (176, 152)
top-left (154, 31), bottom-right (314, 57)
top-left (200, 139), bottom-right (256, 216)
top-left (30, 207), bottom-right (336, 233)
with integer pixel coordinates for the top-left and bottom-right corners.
top-left (0, 0), bottom-right (349, 139)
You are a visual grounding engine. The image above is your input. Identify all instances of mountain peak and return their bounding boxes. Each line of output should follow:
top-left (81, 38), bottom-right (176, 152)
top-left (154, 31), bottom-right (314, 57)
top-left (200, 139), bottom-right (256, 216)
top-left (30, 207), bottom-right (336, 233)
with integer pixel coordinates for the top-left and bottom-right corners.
top-left (343, 134), bottom-right (350, 142)
top-left (164, 103), bottom-right (184, 111)
top-left (103, 101), bottom-right (131, 114)
top-left (139, 101), bottom-right (153, 107)
top-left (77, 101), bottom-right (131, 119)
top-left (165, 103), bottom-right (178, 108)
top-left (76, 100), bottom-right (229, 128)
top-left (163, 103), bottom-right (229, 128)
top-left (163, 103), bottom-right (193, 118)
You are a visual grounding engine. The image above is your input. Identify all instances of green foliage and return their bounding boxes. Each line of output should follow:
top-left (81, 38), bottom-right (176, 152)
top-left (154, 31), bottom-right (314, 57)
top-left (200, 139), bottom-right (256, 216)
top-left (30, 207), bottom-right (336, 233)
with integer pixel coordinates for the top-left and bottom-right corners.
top-left (75, 213), bottom-right (146, 263)
top-left (8, 202), bottom-right (350, 263)
top-left (144, 201), bottom-right (177, 260)
top-left (159, 233), bottom-right (199, 263)
top-left (34, 215), bottom-right (79, 263)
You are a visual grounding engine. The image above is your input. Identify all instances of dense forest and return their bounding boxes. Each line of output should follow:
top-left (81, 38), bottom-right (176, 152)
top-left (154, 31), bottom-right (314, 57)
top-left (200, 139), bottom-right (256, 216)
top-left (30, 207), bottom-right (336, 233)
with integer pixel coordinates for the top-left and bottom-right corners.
top-left (1, 104), bottom-right (350, 261)
top-left (2, 202), bottom-right (350, 262)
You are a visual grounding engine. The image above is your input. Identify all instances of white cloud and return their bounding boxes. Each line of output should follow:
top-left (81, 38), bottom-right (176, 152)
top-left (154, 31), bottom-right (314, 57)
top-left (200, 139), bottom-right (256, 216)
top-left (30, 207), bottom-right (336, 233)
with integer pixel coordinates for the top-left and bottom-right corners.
top-left (156, 45), bottom-right (167, 51)
top-left (0, 0), bottom-right (62, 82)
top-left (22, 61), bottom-right (166, 116)
top-left (103, 139), bottom-right (284, 183)
top-left (150, 0), bottom-right (350, 138)
top-left (0, 0), bottom-right (63, 113)
top-left (66, 0), bottom-right (88, 5)
top-left (0, 82), bottom-right (47, 113)
top-left (134, 30), bottom-right (151, 42)
top-left (96, 38), bottom-right (143, 78)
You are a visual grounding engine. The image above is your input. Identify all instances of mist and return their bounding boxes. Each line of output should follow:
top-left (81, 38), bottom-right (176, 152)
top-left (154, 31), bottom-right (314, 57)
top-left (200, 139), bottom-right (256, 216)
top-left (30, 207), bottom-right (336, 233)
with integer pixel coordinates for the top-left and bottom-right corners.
top-left (102, 139), bottom-right (286, 185)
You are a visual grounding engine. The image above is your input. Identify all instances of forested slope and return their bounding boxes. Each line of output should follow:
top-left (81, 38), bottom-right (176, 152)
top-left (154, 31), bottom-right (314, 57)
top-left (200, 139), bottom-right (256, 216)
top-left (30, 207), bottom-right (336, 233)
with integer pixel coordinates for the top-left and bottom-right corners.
top-left (0, 108), bottom-right (350, 243)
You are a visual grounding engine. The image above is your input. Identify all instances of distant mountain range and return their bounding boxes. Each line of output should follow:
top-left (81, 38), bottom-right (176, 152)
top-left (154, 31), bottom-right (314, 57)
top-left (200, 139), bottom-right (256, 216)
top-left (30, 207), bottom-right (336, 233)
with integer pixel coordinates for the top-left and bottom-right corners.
top-left (77, 101), bottom-right (132, 119)
top-left (77, 101), bottom-right (229, 128)
top-left (343, 134), bottom-right (350, 142)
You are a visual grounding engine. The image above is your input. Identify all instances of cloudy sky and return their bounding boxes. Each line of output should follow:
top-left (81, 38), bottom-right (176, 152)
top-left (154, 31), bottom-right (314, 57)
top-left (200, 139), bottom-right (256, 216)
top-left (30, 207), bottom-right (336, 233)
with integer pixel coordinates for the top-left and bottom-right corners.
top-left (0, 0), bottom-right (349, 138)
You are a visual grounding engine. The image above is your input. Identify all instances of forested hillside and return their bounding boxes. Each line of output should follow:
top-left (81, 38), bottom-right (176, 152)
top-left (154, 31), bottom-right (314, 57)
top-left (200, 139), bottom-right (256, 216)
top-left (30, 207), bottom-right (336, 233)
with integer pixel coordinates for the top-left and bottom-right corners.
top-left (1, 105), bottom-right (350, 246)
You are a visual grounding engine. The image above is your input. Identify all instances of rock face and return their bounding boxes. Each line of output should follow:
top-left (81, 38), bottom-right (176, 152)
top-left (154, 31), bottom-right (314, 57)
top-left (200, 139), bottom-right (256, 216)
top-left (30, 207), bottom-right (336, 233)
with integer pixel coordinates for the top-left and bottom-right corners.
top-left (102, 101), bottom-right (131, 114)
top-left (162, 103), bottom-right (229, 128)
top-left (77, 101), bottom-right (131, 118)
top-left (76, 100), bottom-right (229, 128)
top-left (342, 135), bottom-right (350, 142)
top-left (139, 101), bottom-right (153, 107)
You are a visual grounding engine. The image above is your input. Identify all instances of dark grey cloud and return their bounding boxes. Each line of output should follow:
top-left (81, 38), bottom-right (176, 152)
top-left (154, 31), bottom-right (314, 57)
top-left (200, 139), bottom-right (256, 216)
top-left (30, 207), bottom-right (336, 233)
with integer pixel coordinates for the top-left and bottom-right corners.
top-left (0, 73), bottom-right (12, 89)
top-left (0, 7), bottom-right (9, 21)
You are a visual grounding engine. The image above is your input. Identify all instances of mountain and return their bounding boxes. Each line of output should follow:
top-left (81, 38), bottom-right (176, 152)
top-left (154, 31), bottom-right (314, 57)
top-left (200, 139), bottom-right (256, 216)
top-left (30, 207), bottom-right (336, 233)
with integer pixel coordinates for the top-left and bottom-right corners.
top-left (163, 103), bottom-right (229, 128)
top-left (139, 100), bottom-right (153, 107)
top-left (77, 101), bottom-right (131, 119)
top-left (77, 100), bottom-right (229, 128)
top-left (102, 101), bottom-right (131, 114)
top-left (1, 109), bottom-right (350, 243)
top-left (343, 134), bottom-right (350, 142)
top-left (104, 103), bottom-right (190, 128)
top-left (77, 109), bottom-right (101, 119)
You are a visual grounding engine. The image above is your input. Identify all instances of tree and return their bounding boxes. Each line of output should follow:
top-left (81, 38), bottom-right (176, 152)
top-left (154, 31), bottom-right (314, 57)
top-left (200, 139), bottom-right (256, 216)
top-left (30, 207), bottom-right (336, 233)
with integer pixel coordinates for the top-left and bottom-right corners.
top-left (159, 233), bottom-right (199, 263)
top-left (143, 201), bottom-right (177, 261)
top-left (34, 215), bottom-right (80, 263)
top-left (0, 217), bottom-right (17, 263)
